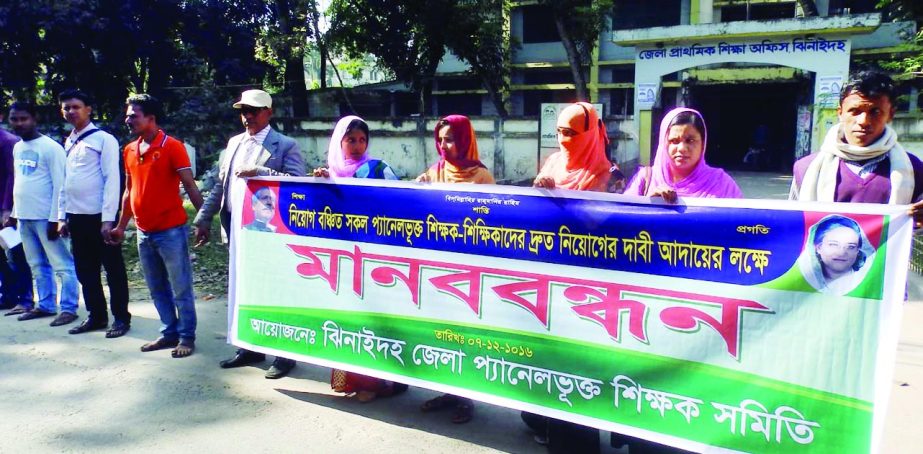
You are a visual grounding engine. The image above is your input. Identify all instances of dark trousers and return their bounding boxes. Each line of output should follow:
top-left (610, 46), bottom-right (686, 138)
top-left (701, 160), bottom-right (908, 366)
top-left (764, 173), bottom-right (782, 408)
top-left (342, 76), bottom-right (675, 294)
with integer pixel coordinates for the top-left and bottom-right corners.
top-left (0, 244), bottom-right (34, 308)
top-left (522, 412), bottom-right (600, 454)
top-left (68, 213), bottom-right (130, 324)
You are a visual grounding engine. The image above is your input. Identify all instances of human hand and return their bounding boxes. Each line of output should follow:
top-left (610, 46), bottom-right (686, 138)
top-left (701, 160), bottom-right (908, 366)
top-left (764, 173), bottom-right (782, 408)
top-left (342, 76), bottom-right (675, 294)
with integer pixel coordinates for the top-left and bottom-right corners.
top-left (649, 186), bottom-right (678, 204)
top-left (194, 224), bottom-right (210, 247)
top-left (533, 176), bottom-right (555, 189)
top-left (3, 216), bottom-right (16, 229)
top-left (312, 167), bottom-right (330, 178)
top-left (909, 200), bottom-right (923, 228)
top-left (416, 173), bottom-right (431, 183)
top-left (107, 227), bottom-right (126, 245)
top-left (100, 221), bottom-right (113, 242)
top-left (59, 220), bottom-right (71, 238)
top-left (47, 222), bottom-right (60, 241)
top-left (235, 165), bottom-right (262, 178)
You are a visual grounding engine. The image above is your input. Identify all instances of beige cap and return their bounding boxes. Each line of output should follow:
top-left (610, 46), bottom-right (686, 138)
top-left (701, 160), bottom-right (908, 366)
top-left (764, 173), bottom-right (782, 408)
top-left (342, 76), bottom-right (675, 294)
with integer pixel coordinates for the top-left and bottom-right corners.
top-left (233, 89), bottom-right (272, 109)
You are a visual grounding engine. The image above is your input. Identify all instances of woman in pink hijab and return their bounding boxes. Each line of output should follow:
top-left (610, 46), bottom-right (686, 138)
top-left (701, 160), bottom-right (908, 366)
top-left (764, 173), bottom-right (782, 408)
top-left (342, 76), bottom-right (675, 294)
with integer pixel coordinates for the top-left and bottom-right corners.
top-left (313, 115), bottom-right (398, 180)
top-left (625, 107), bottom-right (742, 201)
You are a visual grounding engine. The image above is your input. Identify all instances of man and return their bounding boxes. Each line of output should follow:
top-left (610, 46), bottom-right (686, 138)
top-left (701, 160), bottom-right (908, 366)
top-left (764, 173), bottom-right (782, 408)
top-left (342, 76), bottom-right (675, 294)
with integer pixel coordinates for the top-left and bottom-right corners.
top-left (193, 89), bottom-right (304, 379)
top-left (0, 109), bottom-right (34, 316)
top-left (109, 94), bottom-right (204, 358)
top-left (243, 187), bottom-right (276, 232)
top-left (58, 89), bottom-right (131, 337)
top-left (791, 71), bottom-right (923, 222)
top-left (6, 102), bottom-right (80, 326)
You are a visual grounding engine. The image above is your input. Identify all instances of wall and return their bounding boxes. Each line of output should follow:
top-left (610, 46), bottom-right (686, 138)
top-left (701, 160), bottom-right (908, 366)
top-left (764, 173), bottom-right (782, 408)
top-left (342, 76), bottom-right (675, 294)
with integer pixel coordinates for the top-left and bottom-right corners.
top-left (270, 116), bottom-right (636, 184)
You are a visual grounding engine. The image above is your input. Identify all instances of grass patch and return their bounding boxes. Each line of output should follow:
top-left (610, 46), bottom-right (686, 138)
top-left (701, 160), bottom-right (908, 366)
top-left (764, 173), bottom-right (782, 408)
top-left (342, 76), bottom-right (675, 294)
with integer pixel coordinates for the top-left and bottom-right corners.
top-left (122, 202), bottom-right (229, 298)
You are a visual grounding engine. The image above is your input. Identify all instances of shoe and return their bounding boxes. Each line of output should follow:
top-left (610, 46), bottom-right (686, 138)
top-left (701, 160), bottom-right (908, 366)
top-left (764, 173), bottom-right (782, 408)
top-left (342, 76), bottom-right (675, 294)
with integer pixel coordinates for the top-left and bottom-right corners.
top-left (50, 312), bottom-right (79, 327)
top-left (265, 358), bottom-right (296, 379)
top-left (219, 349), bottom-right (265, 368)
top-left (18, 309), bottom-right (55, 321)
top-left (105, 322), bottom-right (130, 338)
top-left (68, 318), bottom-right (107, 334)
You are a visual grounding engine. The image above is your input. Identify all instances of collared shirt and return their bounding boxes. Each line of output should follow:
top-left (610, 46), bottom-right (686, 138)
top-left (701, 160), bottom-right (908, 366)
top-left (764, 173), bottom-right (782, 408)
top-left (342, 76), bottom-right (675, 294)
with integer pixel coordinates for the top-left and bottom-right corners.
top-left (124, 130), bottom-right (192, 232)
top-left (226, 125), bottom-right (271, 212)
top-left (61, 122), bottom-right (121, 222)
top-left (843, 154), bottom-right (889, 179)
top-left (12, 135), bottom-right (66, 221)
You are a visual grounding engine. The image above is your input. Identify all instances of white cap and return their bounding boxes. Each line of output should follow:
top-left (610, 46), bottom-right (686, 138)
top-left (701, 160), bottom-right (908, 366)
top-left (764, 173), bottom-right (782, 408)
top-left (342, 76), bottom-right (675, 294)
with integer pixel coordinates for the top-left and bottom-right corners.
top-left (233, 89), bottom-right (272, 109)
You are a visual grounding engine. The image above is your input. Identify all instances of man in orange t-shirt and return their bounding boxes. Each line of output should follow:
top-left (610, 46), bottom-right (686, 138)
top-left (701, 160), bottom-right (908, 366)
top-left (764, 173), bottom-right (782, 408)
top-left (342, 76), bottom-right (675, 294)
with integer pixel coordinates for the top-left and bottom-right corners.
top-left (109, 94), bottom-right (203, 358)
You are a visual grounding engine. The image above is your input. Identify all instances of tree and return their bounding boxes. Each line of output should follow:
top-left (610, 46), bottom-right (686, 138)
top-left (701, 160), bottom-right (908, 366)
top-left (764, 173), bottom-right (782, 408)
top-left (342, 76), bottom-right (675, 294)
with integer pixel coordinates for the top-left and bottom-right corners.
top-left (538, 0), bottom-right (613, 102)
top-left (444, 0), bottom-right (513, 117)
top-left (327, 0), bottom-right (450, 114)
top-left (877, 0), bottom-right (923, 77)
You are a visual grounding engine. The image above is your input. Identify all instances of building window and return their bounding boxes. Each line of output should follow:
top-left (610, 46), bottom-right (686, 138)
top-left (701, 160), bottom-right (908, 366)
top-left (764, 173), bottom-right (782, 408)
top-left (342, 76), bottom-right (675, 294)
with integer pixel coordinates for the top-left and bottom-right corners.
top-left (521, 5), bottom-right (560, 43)
top-left (721, 2), bottom-right (796, 22)
top-left (522, 90), bottom-right (578, 116)
top-left (612, 0), bottom-right (682, 30)
top-left (437, 94), bottom-right (483, 116)
top-left (523, 69), bottom-right (574, 85)
top-left (609, 89), bottom-right (634, 116)
top-left (437, 78), bottom-right (483, 91)
top-left (828, 0), bottom-right (878, 15)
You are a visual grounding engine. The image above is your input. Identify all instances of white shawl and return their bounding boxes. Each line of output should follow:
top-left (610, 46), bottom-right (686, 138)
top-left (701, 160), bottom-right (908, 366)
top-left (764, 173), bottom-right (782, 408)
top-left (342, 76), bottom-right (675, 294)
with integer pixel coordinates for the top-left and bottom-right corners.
top-left (798, 124), bottom-right (913, 204)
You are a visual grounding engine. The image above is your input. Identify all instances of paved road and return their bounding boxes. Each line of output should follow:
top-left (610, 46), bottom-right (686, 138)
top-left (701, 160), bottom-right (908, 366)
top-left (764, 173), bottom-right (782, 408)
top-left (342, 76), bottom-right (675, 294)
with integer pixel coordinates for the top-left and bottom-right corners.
top-left (1, 290), bottom-right (921, 453)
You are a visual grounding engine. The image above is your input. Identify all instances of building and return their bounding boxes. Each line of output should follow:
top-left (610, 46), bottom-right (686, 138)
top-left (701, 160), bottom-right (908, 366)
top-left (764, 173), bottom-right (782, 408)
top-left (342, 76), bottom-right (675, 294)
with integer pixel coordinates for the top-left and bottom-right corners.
top-left (505, 0), bottom-right (920, 172)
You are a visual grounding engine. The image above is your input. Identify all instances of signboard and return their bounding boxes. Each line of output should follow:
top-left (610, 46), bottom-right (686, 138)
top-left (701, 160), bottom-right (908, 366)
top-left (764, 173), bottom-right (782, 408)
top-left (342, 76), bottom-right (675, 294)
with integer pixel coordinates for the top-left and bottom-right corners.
top-left (232, 178), bottom-right (910, 453)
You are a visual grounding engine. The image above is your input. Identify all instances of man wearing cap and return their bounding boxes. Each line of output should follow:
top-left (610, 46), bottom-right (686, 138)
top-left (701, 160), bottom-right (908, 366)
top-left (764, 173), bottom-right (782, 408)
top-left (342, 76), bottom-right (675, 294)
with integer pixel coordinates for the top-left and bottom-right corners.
top-left (193, 89), bottom-right (304, 379)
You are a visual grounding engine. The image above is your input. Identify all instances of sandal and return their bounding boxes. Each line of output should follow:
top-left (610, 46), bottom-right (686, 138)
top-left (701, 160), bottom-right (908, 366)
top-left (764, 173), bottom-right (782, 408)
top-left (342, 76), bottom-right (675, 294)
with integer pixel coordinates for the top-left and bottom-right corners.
top-left (171, 340), bottom-right (195, 358)
top-left (421, 394), bottom-right (459, 412)
top-left (4, 305), bottom-right (29, 316)
top-left (140, 337), bottom-right (179, 352)
top-left (105, 322), bottom-right (130, 339)
top-left (451, 400), bottom-right (474, 424)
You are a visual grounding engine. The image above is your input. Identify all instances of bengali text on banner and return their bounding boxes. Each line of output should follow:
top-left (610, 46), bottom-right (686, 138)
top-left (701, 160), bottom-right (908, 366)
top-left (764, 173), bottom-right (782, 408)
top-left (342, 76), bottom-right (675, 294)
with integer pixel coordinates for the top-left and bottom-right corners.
top-left (229, 177), bottom-right (912, 453)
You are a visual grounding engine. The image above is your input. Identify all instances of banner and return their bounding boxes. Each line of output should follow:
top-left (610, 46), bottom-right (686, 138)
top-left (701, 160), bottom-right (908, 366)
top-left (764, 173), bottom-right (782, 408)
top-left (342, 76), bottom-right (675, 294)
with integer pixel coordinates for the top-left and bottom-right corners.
top-left (230, 177), bottom-right (912, 453)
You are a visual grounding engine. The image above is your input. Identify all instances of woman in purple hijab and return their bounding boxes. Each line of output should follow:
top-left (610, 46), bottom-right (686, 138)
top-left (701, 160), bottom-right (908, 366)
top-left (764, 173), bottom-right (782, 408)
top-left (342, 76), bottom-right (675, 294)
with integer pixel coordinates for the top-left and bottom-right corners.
top-left (625, 107), bottom-right (742, 201)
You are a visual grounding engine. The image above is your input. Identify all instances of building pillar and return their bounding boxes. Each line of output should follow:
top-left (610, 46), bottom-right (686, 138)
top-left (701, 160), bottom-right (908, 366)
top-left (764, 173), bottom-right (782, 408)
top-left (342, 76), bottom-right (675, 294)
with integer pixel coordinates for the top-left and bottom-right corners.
top-left (639, 110), bottom-right (654, 165)
top-left (590, 43), bottom-right (600, 103)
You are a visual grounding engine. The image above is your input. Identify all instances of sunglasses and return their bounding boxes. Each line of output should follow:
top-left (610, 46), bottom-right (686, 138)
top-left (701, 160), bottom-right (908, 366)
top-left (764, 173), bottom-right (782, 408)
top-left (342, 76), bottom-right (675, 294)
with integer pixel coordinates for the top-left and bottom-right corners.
top-left (239, 106), bottom-right (267, 115)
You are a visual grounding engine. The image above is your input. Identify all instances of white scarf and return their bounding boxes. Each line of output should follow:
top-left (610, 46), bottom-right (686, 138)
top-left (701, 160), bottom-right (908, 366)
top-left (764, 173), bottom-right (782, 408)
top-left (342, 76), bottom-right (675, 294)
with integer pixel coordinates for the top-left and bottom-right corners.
top-left (798, 124), bottom-right (913, 204)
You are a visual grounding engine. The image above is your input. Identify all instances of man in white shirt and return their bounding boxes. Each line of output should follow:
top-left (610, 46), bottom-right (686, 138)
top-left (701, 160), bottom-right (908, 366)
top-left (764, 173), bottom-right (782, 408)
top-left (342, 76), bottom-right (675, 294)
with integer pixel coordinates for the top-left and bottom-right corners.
top-left (193, 89), bottom-right (305, 379)
top-left (6, 102), bottom-right (80, 327)
top-left (58, 89), bottom-right (131, 337)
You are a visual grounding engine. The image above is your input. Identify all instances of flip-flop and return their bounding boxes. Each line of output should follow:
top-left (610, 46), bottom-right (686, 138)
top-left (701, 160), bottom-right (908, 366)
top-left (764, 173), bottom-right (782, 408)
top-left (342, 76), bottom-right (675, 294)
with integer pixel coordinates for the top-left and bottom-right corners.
top-left (140, 337), bottom-right (179, 352)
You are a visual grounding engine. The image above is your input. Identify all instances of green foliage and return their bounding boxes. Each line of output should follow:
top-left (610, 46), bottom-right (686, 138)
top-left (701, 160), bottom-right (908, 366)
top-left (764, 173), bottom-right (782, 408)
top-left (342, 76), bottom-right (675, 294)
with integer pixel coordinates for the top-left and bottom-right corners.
top-left (327, 0), bottom-right (449, 101)
top-left (326, 0), bottom-right (515, 114)
top-left (444, 0), bottom-right (515, 116)
top-left (877, 0), bottom-right (923, 76)
top-left (539, 0), bottom-right (613, 65)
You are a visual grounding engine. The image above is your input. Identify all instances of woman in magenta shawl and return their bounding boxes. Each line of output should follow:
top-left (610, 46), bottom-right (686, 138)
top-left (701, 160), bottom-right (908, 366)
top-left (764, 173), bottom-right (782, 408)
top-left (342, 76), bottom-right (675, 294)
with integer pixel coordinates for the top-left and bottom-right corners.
top-left (625, 107), bottom-right (742, 201)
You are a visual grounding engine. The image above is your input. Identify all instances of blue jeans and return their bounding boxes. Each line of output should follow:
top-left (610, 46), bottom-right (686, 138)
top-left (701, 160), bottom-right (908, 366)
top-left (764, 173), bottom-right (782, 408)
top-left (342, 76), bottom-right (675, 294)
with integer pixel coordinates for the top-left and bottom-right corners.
top-left (137, 225), bottom-right (196, 341)
top-left (19, 220), bottom-right (79, 314)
